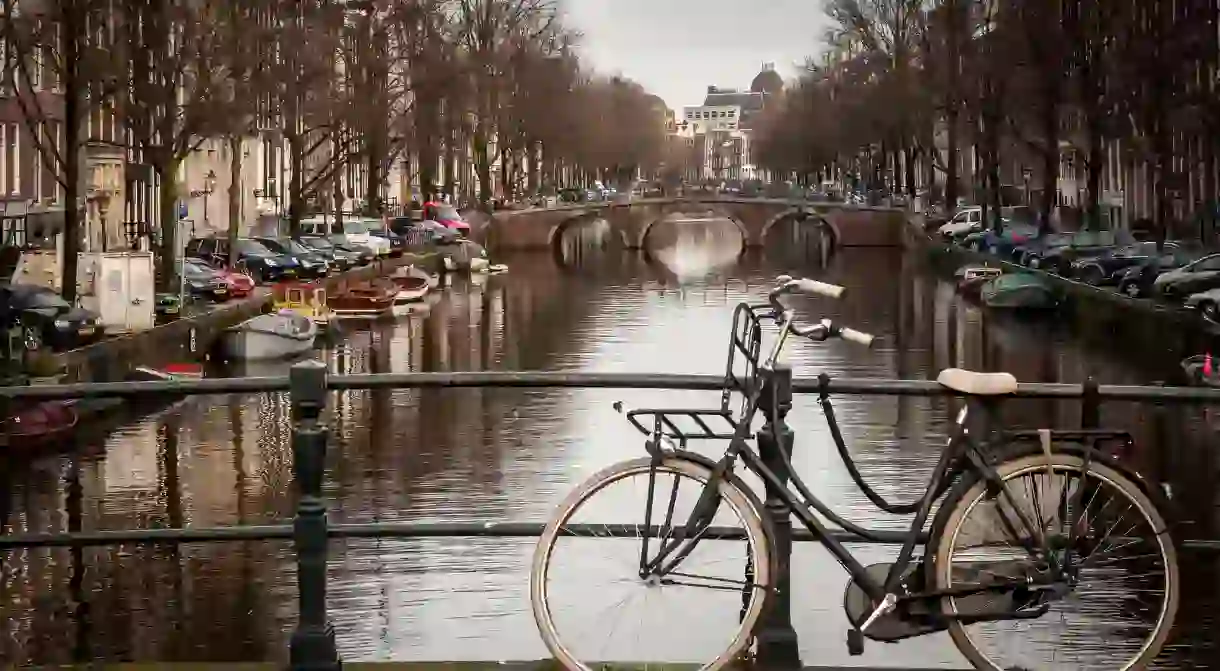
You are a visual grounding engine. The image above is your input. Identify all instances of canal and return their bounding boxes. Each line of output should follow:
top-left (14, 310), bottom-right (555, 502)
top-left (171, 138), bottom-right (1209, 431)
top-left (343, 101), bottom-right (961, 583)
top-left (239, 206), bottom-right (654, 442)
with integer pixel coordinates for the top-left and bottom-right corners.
top-left (2, 216), bottom-right (1217, 668)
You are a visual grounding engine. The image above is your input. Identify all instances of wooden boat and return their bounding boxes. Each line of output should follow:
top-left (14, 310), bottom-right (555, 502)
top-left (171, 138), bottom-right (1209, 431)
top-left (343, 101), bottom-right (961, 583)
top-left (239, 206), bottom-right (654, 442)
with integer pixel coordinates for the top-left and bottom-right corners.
top-left (954, 265), bottom-right (1002, 294)
top-left (223, 311), bottom-right (318, 360)
top-left (328, 280), bottom-right (395, 318)
top-left (273, 282), bottom-right (333, 327)
top-left (1, 399), bottom-right (79, 452)
top-left (393, 264), bottom-right (440, 289)
top-left (391, 275), bottom-right (430, 316)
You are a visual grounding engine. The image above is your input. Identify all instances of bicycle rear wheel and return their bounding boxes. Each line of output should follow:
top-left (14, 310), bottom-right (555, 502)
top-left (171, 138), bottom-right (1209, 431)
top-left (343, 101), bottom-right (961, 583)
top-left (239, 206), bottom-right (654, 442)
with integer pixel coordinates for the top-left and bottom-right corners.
top-left (932, 449), bottom-right (1179, 670)
top-left (530, 456), bottom-right (773, 671)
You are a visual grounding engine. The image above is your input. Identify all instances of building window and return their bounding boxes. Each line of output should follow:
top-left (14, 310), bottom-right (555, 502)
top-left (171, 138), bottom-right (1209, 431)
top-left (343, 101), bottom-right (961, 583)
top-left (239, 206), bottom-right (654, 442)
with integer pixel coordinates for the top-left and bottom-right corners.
top-left (3, 123), bottom-right (18, 196)
top-left (728, 110), bottom-right (736, 117)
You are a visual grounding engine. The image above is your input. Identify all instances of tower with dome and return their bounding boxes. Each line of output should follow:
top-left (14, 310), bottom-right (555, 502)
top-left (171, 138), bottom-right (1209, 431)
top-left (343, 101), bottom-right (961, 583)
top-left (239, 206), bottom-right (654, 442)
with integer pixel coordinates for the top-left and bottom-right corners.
top-left (675, 64), bottom-right (783, 183)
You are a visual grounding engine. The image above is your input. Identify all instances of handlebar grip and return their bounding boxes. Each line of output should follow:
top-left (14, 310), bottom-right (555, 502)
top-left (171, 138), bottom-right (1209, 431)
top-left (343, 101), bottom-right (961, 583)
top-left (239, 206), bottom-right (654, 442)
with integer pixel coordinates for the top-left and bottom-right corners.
top-left (791, 278), bottom-right (845, 299)
top-left (839, 327), bottom-right (875, 347)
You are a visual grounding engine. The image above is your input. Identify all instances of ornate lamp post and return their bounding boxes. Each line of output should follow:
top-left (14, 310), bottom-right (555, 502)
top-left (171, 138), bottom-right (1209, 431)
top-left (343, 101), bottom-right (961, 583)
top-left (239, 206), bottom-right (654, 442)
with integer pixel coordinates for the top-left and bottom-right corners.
top-left (203, 169), bottom-right (217, 228)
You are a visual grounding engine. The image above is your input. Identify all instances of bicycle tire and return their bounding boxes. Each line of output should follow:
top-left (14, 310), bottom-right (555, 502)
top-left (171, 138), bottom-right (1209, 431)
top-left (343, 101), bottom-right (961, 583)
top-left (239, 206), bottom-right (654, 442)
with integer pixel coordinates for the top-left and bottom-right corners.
top-left (930, 446), bottom-right (1179, 670)
top-left (530, 455), bottom-right (775, 671)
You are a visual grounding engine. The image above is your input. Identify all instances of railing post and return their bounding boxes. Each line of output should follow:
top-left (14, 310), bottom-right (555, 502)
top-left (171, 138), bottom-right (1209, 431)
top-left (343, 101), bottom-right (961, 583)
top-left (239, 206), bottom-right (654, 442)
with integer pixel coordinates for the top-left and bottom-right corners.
top-left (288, 359), bottom-right (340, 671)
top-left (1081, 376), bottom-right (1100, 429)
top-left (753, 363), bottom-right (801, 669)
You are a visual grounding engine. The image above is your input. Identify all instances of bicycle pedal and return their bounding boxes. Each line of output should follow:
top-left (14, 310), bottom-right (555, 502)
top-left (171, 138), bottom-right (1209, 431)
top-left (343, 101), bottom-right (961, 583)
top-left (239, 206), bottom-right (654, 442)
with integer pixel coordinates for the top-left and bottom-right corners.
top-left (847, 628), bottom-right (864, 655)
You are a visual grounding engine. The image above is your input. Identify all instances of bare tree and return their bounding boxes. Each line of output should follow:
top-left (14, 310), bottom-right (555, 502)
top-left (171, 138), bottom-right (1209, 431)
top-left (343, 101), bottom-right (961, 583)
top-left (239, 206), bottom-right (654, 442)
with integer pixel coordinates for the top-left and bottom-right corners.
top-left (115, 0), bottom-right (239, 291)
top-left (0, 0), bottom-right (121, 301)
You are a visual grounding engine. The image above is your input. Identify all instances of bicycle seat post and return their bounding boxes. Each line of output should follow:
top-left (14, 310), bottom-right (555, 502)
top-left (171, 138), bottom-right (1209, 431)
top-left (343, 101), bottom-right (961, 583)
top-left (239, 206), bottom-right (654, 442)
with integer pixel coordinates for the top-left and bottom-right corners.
top-left (753, 362), bottom-right (802, 669)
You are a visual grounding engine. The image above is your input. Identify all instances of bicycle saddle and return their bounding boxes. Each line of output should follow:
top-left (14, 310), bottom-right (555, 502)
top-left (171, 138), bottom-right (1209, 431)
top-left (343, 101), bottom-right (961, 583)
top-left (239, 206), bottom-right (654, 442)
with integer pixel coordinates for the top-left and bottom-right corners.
top-left (937, 368), bottom-right (1018, 395)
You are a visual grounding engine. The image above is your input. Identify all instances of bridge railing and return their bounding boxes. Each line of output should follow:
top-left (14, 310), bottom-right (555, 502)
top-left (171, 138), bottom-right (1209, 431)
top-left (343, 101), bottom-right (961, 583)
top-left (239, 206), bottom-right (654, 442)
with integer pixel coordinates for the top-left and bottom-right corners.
top-left (3, 364), bottom-right (1220, 670)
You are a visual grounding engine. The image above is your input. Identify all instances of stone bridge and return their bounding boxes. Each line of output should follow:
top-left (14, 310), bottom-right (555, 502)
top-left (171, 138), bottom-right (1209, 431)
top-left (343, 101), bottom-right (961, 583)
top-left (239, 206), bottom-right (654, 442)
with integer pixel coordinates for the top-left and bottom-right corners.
top-left (470, 198), bottom-right (907, 251)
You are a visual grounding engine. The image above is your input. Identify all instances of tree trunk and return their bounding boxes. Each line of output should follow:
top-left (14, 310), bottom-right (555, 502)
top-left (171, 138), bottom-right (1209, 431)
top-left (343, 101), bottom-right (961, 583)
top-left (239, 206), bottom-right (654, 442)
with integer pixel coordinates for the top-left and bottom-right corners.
top-left (60, 11), bottom-right (83, 303)
top-left (332, 172), bottom-right (345, 235)
top-left (287, 133), bottom-right (305, 237)
top-left (473, 122), bottom-right (492, 208)
top-left (227, 134), bottom-right (241, 267)
top-left (156, 164), bottom-right (180, 294)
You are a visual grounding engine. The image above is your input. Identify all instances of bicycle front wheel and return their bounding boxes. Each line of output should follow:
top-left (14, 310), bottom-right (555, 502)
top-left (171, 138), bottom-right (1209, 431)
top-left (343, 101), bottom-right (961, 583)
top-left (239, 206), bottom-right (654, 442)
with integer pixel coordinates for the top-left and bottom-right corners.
top-left (530, 456), bottom-right (773, 671)
top-left (932, 450), bottom-right (1179, 670)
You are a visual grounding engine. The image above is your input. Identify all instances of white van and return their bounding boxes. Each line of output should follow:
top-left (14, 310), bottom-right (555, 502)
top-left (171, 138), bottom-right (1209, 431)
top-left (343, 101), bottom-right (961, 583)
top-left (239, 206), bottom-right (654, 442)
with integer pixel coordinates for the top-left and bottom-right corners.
top-left (300, 216), bottom-right (391, 257)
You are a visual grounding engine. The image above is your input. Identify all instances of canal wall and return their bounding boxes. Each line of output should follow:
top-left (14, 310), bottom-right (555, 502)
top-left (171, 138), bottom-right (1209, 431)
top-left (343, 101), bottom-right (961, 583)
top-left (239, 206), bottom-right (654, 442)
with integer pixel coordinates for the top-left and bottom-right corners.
top-left (53, 251), bottom-right (442, 384)
top-left (903, 220), bottom-right (1218, 377)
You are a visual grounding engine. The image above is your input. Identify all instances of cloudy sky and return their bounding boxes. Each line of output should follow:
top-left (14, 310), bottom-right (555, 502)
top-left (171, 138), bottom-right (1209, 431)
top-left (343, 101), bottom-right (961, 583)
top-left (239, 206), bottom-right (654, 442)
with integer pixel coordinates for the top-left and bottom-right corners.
top-left (564, 1), bottom-right (831, 111)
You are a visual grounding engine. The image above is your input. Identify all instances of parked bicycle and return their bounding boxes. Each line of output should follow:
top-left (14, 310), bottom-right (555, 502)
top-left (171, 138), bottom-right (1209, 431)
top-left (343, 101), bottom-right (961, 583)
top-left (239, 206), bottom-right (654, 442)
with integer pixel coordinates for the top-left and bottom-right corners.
top-left (529, 275), bottom-right (1178, 670)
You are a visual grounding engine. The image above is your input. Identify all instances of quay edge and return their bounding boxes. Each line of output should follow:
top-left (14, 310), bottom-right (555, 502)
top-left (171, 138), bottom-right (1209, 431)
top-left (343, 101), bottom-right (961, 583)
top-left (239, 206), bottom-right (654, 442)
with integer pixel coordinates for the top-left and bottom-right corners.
top-left (51, 250), bottom-right (443, 384)
top-left (903, 220), bottom-right (1219, 376)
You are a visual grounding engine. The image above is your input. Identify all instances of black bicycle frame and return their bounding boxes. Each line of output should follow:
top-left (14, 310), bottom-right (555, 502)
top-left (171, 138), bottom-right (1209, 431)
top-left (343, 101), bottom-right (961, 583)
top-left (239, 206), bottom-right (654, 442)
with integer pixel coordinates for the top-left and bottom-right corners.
top-left (641, 392), bottom-right (1057, 607)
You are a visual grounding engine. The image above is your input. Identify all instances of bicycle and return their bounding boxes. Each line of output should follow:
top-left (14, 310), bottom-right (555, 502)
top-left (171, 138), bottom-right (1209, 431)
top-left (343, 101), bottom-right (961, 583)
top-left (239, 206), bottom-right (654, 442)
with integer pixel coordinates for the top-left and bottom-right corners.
top-left (529, 275), bottom-right (1179, 670)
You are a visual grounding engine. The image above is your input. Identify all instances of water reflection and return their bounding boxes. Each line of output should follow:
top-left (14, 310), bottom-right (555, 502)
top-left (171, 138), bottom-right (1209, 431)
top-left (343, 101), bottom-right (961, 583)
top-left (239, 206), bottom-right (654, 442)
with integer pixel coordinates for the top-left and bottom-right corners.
top-left (1, 223), bottom-right (1217, 667)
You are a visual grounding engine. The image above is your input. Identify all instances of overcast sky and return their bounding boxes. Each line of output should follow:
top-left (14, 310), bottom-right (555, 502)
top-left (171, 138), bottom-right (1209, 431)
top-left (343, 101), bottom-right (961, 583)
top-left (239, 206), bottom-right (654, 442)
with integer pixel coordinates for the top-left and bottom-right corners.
top-left (563, 0), bottom-right (831, 111)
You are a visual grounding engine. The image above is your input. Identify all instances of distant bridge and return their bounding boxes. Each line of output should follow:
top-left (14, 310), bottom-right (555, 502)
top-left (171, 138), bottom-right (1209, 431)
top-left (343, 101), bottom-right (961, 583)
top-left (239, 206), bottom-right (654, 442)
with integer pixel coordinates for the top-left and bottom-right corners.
top-left (470, 197), bottom-right (907, 251)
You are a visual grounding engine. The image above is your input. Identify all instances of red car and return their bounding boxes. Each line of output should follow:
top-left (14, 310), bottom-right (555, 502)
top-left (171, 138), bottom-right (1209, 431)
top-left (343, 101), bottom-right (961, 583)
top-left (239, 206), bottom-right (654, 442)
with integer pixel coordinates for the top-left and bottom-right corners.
top-left (215, 266), bottom-right (256, 298)
top-left (423, 201), bottom-right (470, 234)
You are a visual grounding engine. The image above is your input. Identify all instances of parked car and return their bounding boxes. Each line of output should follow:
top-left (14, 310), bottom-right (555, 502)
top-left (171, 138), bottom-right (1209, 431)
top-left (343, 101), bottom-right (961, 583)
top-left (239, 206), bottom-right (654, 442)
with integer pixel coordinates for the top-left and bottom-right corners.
top-left (0, 284), bottom-right (104, 351)
top-left (297, 236), bottom-right (362, 271)
top-left (960, 220), bottom-right (1037, 258)
top-left (327, 235), bottom-right (378, 265)
top-left (183, 259), bottom-right (233, 301)
top-left (368, 228), bottom-right (407, 257)
top-left (390, 216), bottom-right (460, 245)
top-left (1071, 241), bottom-right (1193, 286)
top-left (1185, 287), bottom-right (1220, 322)
top-left (185, 236), bottom-right (300, 283)
top-left (1033, 230), bottom-right (1132, 276)
top-left (254, 237), bottom-right (334, 279)
top-left (1013, 232), bottom-right (1073, 266)
top-left (341, 218), bottom-right (393, 257)
top-left (938, 207), bottom-right (984, 240)
top-left (1153, 252), bottom-right (1220, 301)
top-left (422, 202), bottom-right (471, 235)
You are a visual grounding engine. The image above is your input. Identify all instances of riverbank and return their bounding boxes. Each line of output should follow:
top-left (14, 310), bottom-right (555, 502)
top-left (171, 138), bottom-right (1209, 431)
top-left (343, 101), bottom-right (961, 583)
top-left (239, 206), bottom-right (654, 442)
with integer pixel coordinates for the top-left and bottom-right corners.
top-left (52, 250), bottom-right (442, 384)
top-left (903, 220), bottom-right (1217, 376)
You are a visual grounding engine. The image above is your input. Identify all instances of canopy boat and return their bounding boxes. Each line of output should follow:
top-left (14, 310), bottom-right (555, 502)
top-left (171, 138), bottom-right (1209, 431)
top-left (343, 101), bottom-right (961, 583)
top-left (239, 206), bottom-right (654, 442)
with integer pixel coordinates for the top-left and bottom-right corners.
top-left (273, 281), bottom-right (333, 327)
top-left (222, 311), bottom-right (318, 360)
top-left (980, 273), bottom-right (1059, 310)
top-left (954, 265), bottom-right (1003, 294)
top-left (328, 281), bottom-right (395, 318)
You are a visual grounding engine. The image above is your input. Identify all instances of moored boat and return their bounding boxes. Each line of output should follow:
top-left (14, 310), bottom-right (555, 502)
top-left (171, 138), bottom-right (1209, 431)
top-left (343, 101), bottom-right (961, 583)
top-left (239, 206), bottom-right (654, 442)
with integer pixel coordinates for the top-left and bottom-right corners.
top-left (1182, 354), bottom-right (1220, 387)
top-left (223, 311), bottom-right (318, 360)
top-left (391, 276), bottom-right (430, 315)
top-left (394, 264), bottom-right (440, 289)
top-left (980, 273), bottom-right (1059, 310)
top-left (273, 281), bottom-right (333, 327)
top-left (954, 265), bottom-right (1002, 294)
top-left (1, 399), bottom-right (78, 452)
top-left (328, 281), bottom-right (395, 318)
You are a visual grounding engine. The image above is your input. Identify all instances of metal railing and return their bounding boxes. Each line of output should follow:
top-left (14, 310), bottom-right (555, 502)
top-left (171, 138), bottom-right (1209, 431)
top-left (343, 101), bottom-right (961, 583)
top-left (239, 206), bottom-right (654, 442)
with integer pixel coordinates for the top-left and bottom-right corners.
top-left (3, 363), bottom-right (1220, 670)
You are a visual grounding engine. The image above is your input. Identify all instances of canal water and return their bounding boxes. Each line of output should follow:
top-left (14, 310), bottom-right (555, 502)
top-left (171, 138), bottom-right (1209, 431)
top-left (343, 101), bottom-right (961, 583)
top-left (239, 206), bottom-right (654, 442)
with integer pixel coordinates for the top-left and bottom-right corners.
top-left (1, 216), bottom-right (1217, 668)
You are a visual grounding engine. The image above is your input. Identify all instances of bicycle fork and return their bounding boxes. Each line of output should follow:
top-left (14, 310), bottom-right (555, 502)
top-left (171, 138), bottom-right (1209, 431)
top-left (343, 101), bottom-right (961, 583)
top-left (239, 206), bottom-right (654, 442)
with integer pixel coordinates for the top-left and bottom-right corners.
top-left (639, 440), bottom-right (736, 578)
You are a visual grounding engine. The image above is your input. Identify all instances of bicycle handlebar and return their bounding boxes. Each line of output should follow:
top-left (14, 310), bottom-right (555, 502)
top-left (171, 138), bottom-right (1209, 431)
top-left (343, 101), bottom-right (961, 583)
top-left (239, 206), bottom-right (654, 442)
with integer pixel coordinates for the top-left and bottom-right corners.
top-left (767, 275), bottom-right (876, 349)
top-left (771, 274), bottom-right (845, 300)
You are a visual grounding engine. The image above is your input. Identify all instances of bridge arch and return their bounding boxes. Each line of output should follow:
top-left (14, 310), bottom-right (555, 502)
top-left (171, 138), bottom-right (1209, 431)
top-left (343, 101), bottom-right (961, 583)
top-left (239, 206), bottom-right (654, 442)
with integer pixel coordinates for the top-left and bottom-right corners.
top-left (758, 208), bottom-right (841, 250)
top-left (637, 202), bottom-right (749, 250)
top-left (547, 210), bottom-right (631, 249)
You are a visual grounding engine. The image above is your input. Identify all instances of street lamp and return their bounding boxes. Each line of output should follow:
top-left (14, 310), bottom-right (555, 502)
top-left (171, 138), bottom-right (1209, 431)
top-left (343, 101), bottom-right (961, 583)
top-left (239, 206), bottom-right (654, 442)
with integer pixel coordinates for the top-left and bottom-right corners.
top-left (203, 169), bottom-right (217, 228)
